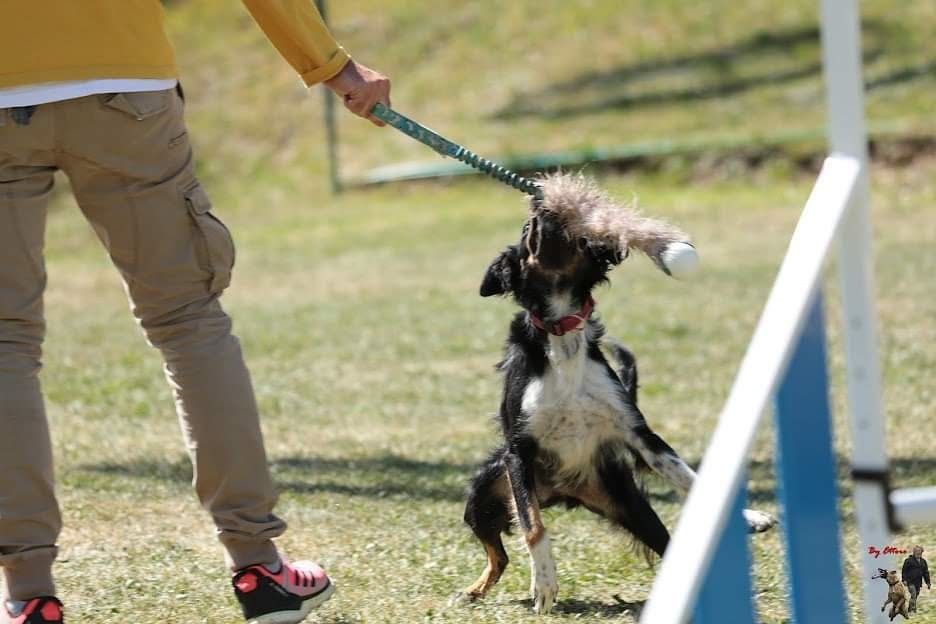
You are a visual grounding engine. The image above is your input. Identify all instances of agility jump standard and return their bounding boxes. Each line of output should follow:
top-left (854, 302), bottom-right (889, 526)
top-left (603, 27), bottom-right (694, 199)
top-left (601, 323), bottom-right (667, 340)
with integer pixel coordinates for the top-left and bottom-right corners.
top-left (640, 1), bottom-right (936, 623)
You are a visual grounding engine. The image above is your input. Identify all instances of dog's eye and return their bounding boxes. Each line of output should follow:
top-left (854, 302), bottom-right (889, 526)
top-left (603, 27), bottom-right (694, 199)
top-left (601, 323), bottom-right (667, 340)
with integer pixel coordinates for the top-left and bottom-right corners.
top-left (577, 237), bottom-right (589, 252)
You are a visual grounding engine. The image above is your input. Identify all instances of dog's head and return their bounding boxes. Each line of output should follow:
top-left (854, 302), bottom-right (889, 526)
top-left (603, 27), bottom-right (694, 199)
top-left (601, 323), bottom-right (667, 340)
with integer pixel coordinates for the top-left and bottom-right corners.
top-left (480, 210), bottom-right (622, 321)
top-left (871, 568), bottom-right (898, 582)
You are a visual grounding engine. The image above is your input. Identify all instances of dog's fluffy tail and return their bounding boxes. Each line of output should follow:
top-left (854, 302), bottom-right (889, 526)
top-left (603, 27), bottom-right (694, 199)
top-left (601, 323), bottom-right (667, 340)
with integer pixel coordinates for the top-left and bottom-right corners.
top-left (604, 337), bottom-right (652, 478)
top-left (604, 337), bottom-right (638, 406)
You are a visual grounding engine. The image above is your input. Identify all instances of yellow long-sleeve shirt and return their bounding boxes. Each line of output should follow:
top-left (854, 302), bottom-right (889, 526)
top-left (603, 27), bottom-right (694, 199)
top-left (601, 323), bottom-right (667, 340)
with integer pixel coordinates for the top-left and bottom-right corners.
top-left (0, 1), bottom-right (350, 89)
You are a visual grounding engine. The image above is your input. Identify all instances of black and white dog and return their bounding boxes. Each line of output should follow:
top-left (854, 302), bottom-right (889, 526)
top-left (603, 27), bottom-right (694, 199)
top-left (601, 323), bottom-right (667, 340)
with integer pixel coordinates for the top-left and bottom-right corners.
top-left (457, 208), bottom-right (774, 613)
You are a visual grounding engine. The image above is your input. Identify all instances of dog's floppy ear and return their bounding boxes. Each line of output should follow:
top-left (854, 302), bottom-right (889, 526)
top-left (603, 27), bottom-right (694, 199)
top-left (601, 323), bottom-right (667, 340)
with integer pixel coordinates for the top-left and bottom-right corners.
top-left (480, 246), bottom-right (519, 297)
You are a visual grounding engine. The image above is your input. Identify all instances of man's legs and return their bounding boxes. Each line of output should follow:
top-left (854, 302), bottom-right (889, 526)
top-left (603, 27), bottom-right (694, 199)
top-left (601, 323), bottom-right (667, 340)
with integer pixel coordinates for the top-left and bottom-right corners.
top-left (909, 583), bottom-right (919, 612)
top-left (0, 107), bottom-right (60, 600)
top-left (58, 90), bottom-right (284, 570)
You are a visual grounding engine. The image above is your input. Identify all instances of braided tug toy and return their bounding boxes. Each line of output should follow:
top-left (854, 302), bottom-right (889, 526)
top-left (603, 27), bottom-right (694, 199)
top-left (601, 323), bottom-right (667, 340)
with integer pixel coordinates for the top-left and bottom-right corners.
top-left (370, 103), bottom-right (699, 278)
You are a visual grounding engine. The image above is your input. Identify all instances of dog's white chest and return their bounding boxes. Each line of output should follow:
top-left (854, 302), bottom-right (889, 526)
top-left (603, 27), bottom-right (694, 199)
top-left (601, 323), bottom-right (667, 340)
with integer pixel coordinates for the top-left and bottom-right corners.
top-left (521, 338), bottom-right (631, 478)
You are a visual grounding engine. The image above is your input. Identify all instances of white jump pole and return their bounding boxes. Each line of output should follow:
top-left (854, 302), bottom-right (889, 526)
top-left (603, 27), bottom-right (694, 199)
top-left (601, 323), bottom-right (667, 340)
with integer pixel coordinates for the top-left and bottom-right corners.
top-left (820, 1), bottom-right (890, 622)
top-left (639, 154), bottom-right (861, 624)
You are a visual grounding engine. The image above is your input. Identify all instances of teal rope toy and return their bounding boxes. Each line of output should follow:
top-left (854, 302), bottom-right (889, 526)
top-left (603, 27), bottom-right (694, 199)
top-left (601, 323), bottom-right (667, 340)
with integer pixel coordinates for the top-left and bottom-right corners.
top-left (370, 103), bottom-right (701, 281)
top-left (370, 102), bottom-right (543, 201)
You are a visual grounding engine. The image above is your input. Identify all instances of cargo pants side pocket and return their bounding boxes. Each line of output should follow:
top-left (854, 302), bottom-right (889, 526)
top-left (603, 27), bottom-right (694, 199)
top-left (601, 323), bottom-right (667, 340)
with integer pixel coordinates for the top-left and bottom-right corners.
top-left (182, 181), bottom-right (235, 294)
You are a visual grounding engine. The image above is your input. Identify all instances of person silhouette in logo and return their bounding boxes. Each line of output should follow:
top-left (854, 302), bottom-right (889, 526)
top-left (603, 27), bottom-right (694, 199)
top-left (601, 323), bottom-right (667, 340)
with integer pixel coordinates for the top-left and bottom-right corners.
top-left (902, 545), bottom-right (931, 613)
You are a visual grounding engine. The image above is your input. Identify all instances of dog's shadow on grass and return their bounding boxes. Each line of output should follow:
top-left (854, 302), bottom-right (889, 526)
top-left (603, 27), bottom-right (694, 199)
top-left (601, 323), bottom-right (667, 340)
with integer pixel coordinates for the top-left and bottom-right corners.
top-left (75, 452), bottom-right (936, 506)
top-left (271, 455), bottom-right (473, 501)
top-left (76, 452), bottom-right (752, 504)
top-left (509, 595), bottom-right (644, 618)
top-left (76, 453), bottom-right (474, 502)
top-left (313, 616), bottom-right (363, 624)
top-left (77, 452), bottom-right (779, 505)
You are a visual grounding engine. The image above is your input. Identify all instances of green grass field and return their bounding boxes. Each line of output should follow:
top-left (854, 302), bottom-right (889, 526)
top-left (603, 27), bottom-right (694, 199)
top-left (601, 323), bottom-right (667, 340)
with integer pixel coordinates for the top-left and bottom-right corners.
top-left (15, 0), bottom-right (936, 622)
top-left (163, 0), bottom-right (936, 189)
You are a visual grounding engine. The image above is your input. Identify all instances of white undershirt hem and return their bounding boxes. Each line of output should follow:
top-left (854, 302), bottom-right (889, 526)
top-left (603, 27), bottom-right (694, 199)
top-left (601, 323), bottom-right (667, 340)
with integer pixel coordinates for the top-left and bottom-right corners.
top-left (0, 79), bottom-right (178, 108)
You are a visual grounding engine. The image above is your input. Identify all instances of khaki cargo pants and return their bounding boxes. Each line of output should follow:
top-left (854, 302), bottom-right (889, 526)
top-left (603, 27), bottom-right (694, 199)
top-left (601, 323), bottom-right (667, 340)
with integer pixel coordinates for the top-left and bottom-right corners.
top-left (0, 89), bottom-right (284, 600)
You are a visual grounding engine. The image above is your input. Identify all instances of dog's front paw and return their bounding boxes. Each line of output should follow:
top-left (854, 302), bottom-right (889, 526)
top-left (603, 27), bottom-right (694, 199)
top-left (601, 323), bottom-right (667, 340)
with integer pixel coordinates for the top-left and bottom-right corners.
top-left (743, 508), bottom-right (776, 533)
top-left (531, 565), bottom-right (558, 614)
top-left (448, 589), bottom-right (483, 608)
top-left (528, 538), bottom-right (558, 614)
top-left (449, 591), bottom-right (475, 607)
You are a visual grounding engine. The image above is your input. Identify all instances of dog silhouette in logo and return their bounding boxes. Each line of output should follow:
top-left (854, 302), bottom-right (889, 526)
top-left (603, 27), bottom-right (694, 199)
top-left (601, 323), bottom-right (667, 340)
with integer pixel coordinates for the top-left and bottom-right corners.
top-left (873, 568), bottom-right (911, 621)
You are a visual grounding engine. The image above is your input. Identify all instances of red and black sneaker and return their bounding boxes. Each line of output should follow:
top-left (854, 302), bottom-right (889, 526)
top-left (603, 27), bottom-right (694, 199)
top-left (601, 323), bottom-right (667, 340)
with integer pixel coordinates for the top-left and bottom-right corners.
top-left (232, 557), bottom-right (334, 624)
top-left (2, 597), bottom-right (63, 624)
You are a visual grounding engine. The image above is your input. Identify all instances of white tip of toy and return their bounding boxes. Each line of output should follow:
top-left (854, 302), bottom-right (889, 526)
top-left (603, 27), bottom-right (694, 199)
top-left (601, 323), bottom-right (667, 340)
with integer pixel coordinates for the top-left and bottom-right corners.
top-left (661, 242), bottom-right (699, 279)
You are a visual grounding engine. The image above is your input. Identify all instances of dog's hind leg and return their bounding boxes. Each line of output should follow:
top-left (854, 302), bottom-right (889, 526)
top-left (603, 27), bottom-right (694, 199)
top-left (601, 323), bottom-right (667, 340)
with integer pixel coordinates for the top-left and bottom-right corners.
top-left (608, 346), bottom-right (774, 533)
top-left (605, 339), bottom-right (638, 405)
top-left (456, 450), bottom-right (511, 603)
top-left (897, 599), bottom-right (909, 620)
top-left (505, 442), bottom-right (558, 614)
top-left (625, 421), bottom-right (776, 533)
top-left (590, 447), bottom-right (670, 558)
top-left (626, 422), bottom-right (695, 491)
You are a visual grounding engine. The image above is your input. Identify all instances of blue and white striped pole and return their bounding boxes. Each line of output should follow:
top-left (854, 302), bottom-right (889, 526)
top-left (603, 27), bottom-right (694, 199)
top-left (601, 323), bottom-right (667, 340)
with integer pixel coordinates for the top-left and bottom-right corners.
top-left (774, 291), bottom-right (848, 624)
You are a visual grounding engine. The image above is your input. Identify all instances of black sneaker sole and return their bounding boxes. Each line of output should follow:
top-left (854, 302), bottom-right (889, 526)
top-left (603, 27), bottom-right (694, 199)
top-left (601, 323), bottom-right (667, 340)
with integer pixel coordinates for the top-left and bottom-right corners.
top-left (246, 582), bottom-right (335, 624)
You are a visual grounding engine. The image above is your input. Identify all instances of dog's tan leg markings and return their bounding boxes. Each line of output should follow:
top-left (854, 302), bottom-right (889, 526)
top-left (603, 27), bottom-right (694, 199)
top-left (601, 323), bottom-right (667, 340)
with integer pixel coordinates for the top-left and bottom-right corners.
top-left (506, 474), bottom-right (547, 549)
top-left (505, 470), bottom-right (558, 614)
top-left (524, 503), bottom-right (546, 547)
top-left (463, 543), bottom-right (508, 599)
top-left (455, 466), bottom-right (513, 606)
top-left (504, 469), bottom-right (543, 542)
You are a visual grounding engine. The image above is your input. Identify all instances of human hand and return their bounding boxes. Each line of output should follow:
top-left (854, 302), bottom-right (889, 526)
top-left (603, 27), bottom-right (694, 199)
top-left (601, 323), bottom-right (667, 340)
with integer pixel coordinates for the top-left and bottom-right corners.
top-left (324, 60), bottom-right (391, 126)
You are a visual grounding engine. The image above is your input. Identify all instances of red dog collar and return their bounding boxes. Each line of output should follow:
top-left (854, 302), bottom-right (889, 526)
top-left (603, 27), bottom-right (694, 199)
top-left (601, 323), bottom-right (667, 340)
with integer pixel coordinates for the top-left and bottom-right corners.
top-left (529, 296), bottom-right (595, 337)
